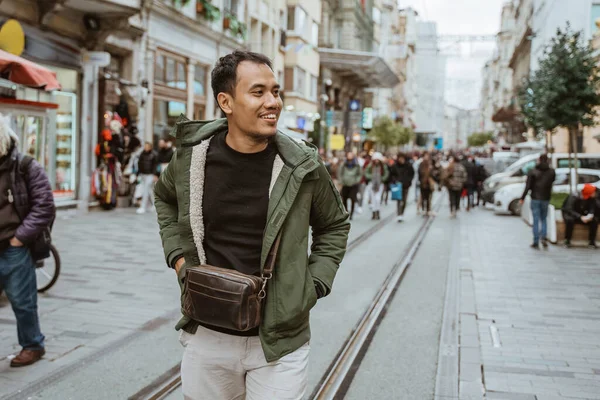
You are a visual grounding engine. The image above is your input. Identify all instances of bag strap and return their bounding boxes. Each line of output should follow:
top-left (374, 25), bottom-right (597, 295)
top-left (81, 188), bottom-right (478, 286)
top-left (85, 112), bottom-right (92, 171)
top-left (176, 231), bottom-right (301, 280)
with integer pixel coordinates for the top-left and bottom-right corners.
top-left (258, 230), bottom-right (283, 299)
top-left (263, 230), bottom-right (282, 276)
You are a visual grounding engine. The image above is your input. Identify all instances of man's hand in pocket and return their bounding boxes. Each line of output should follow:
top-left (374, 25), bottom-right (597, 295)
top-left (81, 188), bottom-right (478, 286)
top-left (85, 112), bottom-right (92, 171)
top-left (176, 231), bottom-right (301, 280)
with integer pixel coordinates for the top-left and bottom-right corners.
top-left (175, 258), bottom-right (186, 274)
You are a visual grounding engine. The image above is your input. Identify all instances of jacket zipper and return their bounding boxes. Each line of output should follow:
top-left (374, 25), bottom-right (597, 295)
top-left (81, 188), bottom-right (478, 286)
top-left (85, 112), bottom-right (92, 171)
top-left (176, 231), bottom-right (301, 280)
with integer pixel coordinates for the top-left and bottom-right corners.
top-left (7, 189), bottom-right (13, 204)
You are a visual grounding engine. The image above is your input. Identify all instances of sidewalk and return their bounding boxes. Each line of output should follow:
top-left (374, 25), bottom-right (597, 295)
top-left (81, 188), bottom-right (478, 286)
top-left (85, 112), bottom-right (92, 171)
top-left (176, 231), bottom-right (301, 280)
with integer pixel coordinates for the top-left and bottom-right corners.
top-left (454, 208), bottom-right (600, 400)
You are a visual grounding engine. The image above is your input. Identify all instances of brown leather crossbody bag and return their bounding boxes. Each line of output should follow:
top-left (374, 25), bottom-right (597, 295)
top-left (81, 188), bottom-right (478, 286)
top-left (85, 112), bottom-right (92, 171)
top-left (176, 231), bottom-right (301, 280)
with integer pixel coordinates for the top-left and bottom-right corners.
top-left (181, 233), bottom-right (282, 332)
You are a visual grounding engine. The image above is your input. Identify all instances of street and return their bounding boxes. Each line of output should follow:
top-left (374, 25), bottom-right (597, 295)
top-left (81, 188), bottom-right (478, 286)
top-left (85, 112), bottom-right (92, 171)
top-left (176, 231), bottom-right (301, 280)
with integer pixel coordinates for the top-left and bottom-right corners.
top-left (1, 196), bottom-right (598, 399)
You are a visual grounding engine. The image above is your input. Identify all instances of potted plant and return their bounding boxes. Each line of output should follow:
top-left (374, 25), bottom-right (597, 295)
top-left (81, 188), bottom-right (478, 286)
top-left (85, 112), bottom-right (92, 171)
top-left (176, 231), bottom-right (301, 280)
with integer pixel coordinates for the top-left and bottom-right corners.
top-left (197, 0), bottom-right (220, 22)
top-left (237, 22), bottom-right (247, 39)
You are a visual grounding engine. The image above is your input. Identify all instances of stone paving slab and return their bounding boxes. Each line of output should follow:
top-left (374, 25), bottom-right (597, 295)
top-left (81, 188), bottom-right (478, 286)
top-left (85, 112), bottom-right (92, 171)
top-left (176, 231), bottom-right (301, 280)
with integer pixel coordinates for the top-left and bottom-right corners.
top-left (0, 200), bottom-right (397, 398)
top-left (453, 209), bottom-right (600, 400)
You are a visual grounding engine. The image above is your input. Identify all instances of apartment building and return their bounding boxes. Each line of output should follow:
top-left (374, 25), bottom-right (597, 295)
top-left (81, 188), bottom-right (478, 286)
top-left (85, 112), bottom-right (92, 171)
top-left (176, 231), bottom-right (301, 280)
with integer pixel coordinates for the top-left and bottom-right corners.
top-left (318, 0), bottom-right (399, 151)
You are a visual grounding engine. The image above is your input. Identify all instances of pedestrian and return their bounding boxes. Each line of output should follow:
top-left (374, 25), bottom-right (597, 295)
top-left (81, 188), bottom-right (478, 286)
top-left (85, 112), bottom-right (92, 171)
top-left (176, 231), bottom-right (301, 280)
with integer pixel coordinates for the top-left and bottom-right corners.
top-left (519, 154), bottom-right (556, 249)
top-left (0, 117), bottom-right (54, 367)
top-left (390, 152), bottom-right (415, 222)
top-left (561, 184), bottom-right (597, 249)
top-left (381, 155), bottom-right (395, 206)
top-left (442, 155), bottom-right (467, 218)
top-left (461, 155), bottom-right (478, 211)
top-left (136, 142), bottom-right (159, 214)
top-left (338, 152), bottom-right (363, 220)
top-left (418, 153), bottom-right (436, 216)
top-left (365, 152), bottom-right (389, 220)
top-left (355, 152), bottom-right (367, 214)
top-left (157, 138), bottom-right (174, 175)
top-left (154, 50), bottom-right (350, 400)
top-left (412, 153), bottom-right (422, 214)
top-left (475, 162), bottom-right (489, 206)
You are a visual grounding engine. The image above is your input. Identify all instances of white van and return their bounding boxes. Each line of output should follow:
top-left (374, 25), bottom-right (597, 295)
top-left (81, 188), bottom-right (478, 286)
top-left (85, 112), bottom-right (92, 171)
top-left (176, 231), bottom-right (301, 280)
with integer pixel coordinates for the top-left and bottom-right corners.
top-left (481, 153), bottom-right (600, 205)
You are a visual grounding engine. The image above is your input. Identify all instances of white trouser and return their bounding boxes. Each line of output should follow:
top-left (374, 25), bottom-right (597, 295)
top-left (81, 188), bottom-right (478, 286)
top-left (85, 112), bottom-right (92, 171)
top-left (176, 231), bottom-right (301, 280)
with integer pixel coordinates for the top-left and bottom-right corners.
top-left (368, 184), bottom-right (384, 211)
top-left (179, 326), bottom-right (310, 400)
top-left (139, 174), bottom-right (154, 211)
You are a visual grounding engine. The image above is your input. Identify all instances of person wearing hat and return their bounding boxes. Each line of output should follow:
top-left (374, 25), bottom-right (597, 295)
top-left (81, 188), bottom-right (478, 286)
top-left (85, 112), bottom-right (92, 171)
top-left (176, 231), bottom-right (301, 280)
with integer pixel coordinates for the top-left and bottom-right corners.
top-left (561, 184), bottom-right (598, 249)
top-left (365, 152), bottom-right (389, 220)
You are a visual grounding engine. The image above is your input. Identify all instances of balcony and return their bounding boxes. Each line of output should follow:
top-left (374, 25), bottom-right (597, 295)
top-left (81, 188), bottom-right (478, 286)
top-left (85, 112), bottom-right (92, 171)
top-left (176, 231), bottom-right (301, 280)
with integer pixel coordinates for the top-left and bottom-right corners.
top-left (319, 48), bottom-right (400, 88)
top-left (61, 0), bottom-right (141, 16)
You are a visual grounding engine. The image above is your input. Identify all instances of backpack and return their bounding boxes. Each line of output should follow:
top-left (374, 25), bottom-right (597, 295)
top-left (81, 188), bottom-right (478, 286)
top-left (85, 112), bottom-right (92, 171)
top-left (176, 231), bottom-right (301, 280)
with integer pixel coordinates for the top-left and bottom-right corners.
top-left (16, 155), bottom-right (54, 261)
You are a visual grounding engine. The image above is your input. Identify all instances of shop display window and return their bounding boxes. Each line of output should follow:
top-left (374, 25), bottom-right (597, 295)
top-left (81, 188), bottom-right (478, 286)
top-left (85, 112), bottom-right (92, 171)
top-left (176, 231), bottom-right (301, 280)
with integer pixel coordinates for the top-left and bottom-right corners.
top-left (153, 99), bottom-right (186, 145)
top-left (53, 92), bottom-right (77, 199)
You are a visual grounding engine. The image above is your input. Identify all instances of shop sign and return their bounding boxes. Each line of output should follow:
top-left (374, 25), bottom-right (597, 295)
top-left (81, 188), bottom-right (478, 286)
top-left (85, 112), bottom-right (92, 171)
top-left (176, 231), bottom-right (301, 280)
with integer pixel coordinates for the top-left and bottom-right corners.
top-left (362, 107), bottom-right (374, 129)
top-left (82, 51), bottom-right (111, 67)
top-left (349, 99), bottom-right (360, 111)
top-left (0, 19), bottom-right (25, 56)
top-left (330, 134), bottom-right (345, 150)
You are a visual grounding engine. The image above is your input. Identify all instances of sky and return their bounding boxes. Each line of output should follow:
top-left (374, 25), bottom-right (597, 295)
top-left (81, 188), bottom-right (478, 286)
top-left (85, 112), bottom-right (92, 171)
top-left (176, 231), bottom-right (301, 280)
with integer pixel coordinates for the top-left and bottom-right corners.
top-left (399, 0), bottom-right (506, 109)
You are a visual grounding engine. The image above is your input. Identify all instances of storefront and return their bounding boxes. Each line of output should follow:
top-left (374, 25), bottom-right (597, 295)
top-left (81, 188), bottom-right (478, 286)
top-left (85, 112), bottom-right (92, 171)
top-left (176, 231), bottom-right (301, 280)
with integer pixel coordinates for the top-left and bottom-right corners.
top-left (0, 18), bottom-right (82, 205)
top-left (152, 49), bottom-right (210, 146)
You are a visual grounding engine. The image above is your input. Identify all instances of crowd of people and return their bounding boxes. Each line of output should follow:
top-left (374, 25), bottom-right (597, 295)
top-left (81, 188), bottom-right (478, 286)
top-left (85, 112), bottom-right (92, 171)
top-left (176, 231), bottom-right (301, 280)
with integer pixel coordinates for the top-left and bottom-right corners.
top-left (329, 149), bottom-right (490, 221)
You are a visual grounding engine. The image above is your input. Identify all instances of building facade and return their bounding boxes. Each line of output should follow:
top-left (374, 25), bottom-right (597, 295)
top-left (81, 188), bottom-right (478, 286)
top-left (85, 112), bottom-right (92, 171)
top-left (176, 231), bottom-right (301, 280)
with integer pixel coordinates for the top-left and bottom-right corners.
top-left (412, 20), bottom-right (445, 147)
top-left (318, 0), bottom-right (399, 153)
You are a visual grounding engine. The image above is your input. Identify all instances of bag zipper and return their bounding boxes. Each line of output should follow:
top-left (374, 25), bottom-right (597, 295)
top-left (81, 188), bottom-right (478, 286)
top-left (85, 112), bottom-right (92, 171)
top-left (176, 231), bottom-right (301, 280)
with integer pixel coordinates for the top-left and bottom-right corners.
top-left (7, 189), bottom-right (14, 204)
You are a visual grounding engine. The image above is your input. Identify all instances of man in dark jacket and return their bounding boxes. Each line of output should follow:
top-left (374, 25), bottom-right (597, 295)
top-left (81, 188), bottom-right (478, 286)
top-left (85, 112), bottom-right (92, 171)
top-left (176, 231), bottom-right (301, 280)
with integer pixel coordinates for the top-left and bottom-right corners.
top-left (561, 184), bottom-right (597, 249)
top-left (520, 154), bottom-right (556, 249)
top-left (390, 152), bottom-right (415, 221)
top-left (157, 139), bottom-right (174, 175)
top-left (461, 155), bottom-right (478, 210)
top-left (136, 142), bottom-right (159, 214)
top-left (0, 119), bottom-right (54, 367)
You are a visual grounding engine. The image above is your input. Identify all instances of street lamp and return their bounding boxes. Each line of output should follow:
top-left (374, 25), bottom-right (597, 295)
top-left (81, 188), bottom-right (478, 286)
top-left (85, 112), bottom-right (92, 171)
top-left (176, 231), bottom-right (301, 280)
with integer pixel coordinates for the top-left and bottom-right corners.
top-left (319, 79), bottom-right (333, 151)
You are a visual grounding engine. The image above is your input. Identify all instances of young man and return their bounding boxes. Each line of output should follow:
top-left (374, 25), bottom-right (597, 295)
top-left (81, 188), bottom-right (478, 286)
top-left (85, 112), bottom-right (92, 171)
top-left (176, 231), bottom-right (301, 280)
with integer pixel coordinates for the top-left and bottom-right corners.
top-left (338, 151), bottom-right (363, 220)
top-left (561, 184), bottom-right (597, 249)
top-left (520, 154), bottom-right (555, 249)
top-left (154, 51), bottom-right (350, 399)
top-left (0, 117), bottom-right (54, 367)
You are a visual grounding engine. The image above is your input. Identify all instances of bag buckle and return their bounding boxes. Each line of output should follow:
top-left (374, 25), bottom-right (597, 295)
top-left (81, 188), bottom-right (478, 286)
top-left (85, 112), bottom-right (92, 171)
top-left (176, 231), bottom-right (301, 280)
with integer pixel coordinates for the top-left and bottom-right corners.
top-left (258, 273), bottom-right (272, 299)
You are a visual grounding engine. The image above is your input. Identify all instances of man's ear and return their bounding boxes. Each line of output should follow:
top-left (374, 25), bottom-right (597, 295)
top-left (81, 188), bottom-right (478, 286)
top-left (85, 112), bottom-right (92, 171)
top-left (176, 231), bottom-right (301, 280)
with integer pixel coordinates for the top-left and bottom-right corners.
top-left (217, 92), bottom-right (233, 115)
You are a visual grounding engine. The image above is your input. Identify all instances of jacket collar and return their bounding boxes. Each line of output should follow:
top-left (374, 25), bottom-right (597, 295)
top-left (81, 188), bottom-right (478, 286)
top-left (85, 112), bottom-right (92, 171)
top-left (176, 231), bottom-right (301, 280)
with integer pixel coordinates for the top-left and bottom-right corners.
top-left (173, 115), bottom-right (316, 168)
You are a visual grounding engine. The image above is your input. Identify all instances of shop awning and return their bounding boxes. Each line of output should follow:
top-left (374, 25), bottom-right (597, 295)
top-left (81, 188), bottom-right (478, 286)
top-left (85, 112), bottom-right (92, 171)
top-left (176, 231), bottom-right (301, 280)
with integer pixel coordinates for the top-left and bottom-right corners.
top-left (318, 48), bottom-right (400, 89)
top-left (0, 49), bottom-right (61, 91)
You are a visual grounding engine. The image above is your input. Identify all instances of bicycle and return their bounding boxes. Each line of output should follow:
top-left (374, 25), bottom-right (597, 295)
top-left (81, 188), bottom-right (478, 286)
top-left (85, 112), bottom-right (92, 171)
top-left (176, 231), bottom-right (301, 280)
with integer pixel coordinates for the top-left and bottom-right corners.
top-left (35, 244), bottom-right (61, 293)
top-left (0, 244), bottom-right (60, 299)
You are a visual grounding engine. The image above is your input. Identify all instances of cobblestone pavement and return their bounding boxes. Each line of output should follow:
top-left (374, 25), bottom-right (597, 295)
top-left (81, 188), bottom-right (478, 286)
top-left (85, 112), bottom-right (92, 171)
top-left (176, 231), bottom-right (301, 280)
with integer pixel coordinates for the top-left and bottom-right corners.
top-left (455, 208), bottom-right (600, 400)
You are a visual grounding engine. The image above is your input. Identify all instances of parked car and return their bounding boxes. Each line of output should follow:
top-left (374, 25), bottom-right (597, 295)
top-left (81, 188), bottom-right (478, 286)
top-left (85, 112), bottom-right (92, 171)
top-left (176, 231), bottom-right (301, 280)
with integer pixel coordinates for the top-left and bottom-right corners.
top-left (493, 168), bottom-right (600, 215)
top-left (482, 153), bottom-right (600, 205)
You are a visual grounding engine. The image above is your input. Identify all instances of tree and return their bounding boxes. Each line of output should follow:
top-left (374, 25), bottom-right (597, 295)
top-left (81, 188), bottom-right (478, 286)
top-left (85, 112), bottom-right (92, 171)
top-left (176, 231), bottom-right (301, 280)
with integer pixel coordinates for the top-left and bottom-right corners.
top-left (397, 126), bottom-right (414, 147)
top-left (467, 132), bottom-right (494, 147)
top-left (369, 116), bottom-right (400, 150)
top-left (519, 24), bottom-right (600, 192)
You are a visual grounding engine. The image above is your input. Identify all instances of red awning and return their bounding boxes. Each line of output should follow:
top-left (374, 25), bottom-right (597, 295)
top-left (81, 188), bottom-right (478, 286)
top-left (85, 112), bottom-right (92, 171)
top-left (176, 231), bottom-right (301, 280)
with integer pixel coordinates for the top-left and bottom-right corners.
top-left (0, 49), bottom-right (61, 91)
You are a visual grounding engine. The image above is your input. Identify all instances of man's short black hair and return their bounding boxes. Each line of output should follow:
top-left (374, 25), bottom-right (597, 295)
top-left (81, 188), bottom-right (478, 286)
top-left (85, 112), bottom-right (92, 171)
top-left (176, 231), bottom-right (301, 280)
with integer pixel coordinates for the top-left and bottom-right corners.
top-left (539, 154), bottom-right (549, 164)
top-left (211, 50), bottom-right (274, 104)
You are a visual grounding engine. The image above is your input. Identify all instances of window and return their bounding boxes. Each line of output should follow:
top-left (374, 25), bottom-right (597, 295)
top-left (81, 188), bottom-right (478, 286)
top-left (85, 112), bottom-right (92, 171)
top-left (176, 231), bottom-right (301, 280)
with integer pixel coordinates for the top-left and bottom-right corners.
top-left (155, 55), bottom-right (164, 83)
top-left (579, 174), bottom-right (600, 184)
top-left (591, 4), bottom-right (600, 36)
top-left (310, 75), bottom-right (318, 101)
top-left (194, 64), bottom-right (207, 96)
top-left (294, 67), bottom-right (306, 96)
top-left (166, 58), bottom-right (176, 86)
top-left (287, 6), bottom-right (307, 37)
top-left (372, 7), bottom-right (381, 24)
top-left (224, 0), bottom-right (239, 14)
top-left (311, 22), bottom-right (319, 46)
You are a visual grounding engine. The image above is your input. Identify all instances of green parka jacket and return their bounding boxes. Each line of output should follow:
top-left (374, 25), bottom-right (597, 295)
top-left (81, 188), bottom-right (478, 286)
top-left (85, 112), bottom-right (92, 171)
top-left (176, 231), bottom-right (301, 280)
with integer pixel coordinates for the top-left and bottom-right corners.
top-left (154, 117), bottom-right (350, 362)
